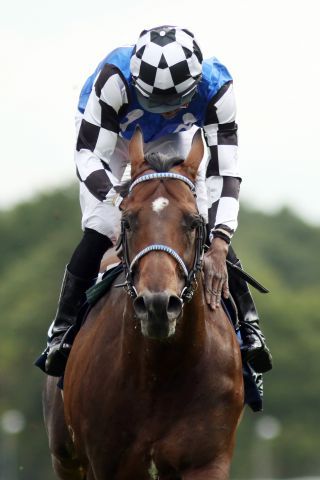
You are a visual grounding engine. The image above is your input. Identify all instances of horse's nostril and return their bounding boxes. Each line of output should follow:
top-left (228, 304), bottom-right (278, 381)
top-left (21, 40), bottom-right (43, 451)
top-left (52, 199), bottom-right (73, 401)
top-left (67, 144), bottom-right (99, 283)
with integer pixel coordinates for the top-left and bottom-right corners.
top-left (133, 296), bottom-right (147, 317)
top-left (134, 293), bottom-right (182, 322)
top-left (167, 295), bottom-right (182, 319)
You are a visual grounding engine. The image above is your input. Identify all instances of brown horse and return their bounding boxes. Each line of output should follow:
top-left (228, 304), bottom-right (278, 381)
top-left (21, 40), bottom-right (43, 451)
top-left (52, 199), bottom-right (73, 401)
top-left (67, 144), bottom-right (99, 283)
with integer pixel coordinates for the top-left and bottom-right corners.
top-left (44, 129), bottom-right (244, 480)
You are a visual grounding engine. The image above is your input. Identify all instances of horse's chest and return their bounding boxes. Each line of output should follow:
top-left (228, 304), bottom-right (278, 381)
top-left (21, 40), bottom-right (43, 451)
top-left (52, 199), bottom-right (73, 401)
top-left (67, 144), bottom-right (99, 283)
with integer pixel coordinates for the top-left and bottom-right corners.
top-left (111, 405), bottom-right (218, 475)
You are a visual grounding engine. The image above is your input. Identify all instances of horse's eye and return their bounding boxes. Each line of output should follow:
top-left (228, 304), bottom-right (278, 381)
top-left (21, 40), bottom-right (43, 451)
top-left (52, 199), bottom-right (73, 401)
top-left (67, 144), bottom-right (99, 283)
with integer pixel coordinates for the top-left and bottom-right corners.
top-left (122, 218), bottom-right (132, 231)
top-left (190, 219), bottom-right (199, 230)
top-left (122, 213), bottom-right (138, 232)
top-left (184, 215), bottom-right (201, 231)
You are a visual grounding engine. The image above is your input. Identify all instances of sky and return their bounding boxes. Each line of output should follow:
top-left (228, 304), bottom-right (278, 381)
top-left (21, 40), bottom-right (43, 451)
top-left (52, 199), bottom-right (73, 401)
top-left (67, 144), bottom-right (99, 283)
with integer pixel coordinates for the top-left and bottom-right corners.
top-left (1, 0), bottom-right (320, 224)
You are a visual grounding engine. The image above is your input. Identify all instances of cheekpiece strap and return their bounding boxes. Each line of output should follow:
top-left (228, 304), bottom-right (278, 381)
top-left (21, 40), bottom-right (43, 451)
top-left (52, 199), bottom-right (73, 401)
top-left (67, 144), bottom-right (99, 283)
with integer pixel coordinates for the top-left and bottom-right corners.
top-left (129, 173), bottom-right (196, 194)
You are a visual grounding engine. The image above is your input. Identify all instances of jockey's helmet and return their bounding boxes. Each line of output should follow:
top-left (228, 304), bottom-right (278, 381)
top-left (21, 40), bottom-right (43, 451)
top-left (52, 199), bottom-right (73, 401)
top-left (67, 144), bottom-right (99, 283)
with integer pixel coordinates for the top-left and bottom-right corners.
top-left (130, 26), bottom-right (203, 113)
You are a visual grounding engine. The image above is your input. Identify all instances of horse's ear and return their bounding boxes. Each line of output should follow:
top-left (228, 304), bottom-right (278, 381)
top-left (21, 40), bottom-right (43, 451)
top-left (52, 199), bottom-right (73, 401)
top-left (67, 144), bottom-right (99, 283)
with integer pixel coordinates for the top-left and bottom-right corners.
top-left (129, 126), bottom-right (145, 177)
top-left (183, 129), bottom-right (204, 180)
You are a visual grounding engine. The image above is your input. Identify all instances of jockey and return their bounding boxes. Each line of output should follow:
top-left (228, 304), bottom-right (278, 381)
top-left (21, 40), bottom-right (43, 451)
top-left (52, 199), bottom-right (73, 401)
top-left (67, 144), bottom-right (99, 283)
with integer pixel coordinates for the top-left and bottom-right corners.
top-left (38, 26), bottom-right (272, 377)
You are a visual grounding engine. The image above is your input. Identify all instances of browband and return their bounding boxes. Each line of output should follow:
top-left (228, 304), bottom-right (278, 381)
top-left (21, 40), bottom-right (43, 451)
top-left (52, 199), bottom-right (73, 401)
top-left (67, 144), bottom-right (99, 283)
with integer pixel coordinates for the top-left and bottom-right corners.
top-left (129, 172), bottom-right (196, 194)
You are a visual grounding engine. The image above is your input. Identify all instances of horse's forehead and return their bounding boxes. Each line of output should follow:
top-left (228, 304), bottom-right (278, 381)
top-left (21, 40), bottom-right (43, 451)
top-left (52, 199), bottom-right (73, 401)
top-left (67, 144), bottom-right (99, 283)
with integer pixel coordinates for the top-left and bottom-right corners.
top-left (156, 180), bottom-right (192, 201)
top-left (128, 180), bottom-right (195, 215)
top-left (152, 196), bottom-right (170, 214)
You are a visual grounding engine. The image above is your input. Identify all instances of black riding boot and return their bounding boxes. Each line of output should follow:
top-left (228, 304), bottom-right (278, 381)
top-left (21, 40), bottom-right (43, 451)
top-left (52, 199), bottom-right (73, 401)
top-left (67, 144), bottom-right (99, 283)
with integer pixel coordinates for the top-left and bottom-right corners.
top-left (44, 267), bottom-right (95, 376)
top-left (227, 257), bottom-right (273, 373)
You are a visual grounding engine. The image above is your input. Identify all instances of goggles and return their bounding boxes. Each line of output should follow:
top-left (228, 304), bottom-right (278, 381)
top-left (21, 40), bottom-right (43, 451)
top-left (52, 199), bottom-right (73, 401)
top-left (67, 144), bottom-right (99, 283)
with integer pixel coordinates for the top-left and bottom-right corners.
top-left (134, 80), bottom-right (200, 114)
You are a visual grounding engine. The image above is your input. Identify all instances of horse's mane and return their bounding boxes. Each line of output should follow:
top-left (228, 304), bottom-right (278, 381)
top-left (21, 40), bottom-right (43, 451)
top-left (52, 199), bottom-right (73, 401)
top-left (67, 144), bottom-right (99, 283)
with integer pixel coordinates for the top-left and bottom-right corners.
top-left (115, 153), bottom-right (184, 197)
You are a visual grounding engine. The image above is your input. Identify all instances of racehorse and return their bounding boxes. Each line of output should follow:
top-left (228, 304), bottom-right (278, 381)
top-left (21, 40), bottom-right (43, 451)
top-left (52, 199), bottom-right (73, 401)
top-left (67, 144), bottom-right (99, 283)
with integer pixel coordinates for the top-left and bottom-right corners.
top-left (43, 129), bottom-right (244, 480)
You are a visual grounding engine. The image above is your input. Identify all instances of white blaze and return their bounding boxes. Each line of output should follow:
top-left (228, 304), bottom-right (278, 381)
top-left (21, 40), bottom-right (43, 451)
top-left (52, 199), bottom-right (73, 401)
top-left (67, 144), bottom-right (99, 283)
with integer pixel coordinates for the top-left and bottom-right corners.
top-left (152, 197), bottom-right (169, 213)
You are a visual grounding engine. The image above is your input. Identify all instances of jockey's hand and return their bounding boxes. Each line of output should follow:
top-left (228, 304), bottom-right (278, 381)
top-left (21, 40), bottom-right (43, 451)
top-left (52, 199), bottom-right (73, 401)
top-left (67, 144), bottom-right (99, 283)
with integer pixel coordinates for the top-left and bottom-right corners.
top-left (203, 237), bottom-right (229, 310)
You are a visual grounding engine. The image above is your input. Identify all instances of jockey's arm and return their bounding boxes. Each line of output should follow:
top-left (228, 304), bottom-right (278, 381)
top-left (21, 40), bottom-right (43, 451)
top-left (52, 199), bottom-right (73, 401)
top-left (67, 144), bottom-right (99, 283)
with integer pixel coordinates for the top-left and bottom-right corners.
top-left (75, 65), bottom-right (128, 202)
top-left (202, 81), bottom-right (241, 310)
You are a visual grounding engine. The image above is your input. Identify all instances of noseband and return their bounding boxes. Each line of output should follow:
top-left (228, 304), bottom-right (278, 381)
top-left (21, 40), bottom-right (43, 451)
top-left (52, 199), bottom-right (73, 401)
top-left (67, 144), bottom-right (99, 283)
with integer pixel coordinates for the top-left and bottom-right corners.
top-left (118, 172), bottom-right (207, 303)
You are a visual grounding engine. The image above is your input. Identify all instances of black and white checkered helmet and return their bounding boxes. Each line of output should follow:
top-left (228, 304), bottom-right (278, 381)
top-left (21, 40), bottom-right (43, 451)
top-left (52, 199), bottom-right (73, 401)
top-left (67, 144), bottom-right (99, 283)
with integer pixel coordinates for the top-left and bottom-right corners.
top-left (130, 26), bottom-right (203, 113)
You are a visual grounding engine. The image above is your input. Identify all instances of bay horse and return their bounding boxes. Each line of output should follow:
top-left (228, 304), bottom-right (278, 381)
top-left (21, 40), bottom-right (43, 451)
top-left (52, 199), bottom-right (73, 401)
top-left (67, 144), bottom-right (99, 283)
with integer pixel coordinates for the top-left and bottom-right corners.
top-left (43, 129), bottom-right (244, 480)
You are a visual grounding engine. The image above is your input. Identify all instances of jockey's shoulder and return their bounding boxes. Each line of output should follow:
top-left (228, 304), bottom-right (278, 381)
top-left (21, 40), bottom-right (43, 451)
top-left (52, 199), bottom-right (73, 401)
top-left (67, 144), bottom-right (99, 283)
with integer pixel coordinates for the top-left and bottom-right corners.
top-left (198, 57), bottom-right (234, 102)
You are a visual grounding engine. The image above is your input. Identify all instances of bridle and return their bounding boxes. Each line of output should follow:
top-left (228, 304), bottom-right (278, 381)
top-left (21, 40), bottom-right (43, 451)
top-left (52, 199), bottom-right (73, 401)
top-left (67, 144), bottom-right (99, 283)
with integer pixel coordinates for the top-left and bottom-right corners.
top-left (117, 172), bottom-right (207, 303)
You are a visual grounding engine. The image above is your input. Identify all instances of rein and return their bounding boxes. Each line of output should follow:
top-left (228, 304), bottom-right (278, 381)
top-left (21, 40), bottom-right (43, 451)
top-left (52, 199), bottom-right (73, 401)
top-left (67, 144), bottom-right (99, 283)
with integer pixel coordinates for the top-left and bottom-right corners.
top-left (118, 172), bottom-right (206, 303)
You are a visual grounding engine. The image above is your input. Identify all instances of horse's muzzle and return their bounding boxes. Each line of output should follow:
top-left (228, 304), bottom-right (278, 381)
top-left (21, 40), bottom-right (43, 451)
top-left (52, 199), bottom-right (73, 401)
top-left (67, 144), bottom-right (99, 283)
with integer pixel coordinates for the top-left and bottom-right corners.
top-left (133, 291), bottom-right (182, 339)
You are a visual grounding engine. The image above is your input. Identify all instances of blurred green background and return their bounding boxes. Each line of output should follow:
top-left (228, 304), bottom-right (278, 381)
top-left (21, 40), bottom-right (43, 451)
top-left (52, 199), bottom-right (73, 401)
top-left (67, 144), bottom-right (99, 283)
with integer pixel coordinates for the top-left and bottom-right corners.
top-left (0, 184), bottom-right (319, 480)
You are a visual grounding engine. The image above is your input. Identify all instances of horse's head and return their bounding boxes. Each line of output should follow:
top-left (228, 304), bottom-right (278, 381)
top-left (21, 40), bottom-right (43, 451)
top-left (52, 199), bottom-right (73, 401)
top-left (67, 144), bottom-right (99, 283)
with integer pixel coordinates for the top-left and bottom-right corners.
top-left (120, 128), bottom-right (205, 340)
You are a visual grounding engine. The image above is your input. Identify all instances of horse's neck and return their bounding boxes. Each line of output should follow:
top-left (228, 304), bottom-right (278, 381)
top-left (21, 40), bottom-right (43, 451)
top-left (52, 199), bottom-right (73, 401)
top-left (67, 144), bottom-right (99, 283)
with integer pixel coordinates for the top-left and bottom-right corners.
top-left (178, 286), bottom-right (207, 346)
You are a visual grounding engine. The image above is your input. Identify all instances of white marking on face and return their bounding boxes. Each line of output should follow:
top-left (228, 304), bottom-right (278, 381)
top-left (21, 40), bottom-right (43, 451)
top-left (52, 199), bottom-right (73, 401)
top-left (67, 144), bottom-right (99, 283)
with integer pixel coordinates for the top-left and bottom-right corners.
top-left (152, 197), bottom-right (169, 214)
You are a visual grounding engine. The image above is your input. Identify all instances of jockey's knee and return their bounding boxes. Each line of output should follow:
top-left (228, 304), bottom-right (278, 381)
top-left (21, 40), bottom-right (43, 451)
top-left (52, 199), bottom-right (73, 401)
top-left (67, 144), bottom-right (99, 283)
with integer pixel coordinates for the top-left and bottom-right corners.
top-left (82, 219), bottom-right (119, 245)
top-left (80, 193), bottom-right (121, 246)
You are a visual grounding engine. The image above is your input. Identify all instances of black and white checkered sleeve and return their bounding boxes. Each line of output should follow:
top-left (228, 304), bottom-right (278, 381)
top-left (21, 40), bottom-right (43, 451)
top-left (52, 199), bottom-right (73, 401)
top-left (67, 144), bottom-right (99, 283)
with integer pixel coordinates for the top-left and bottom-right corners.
top-left (75, 64), bottom-right (129, 201)
top-left (203, 81), bottom-right (241, 238)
